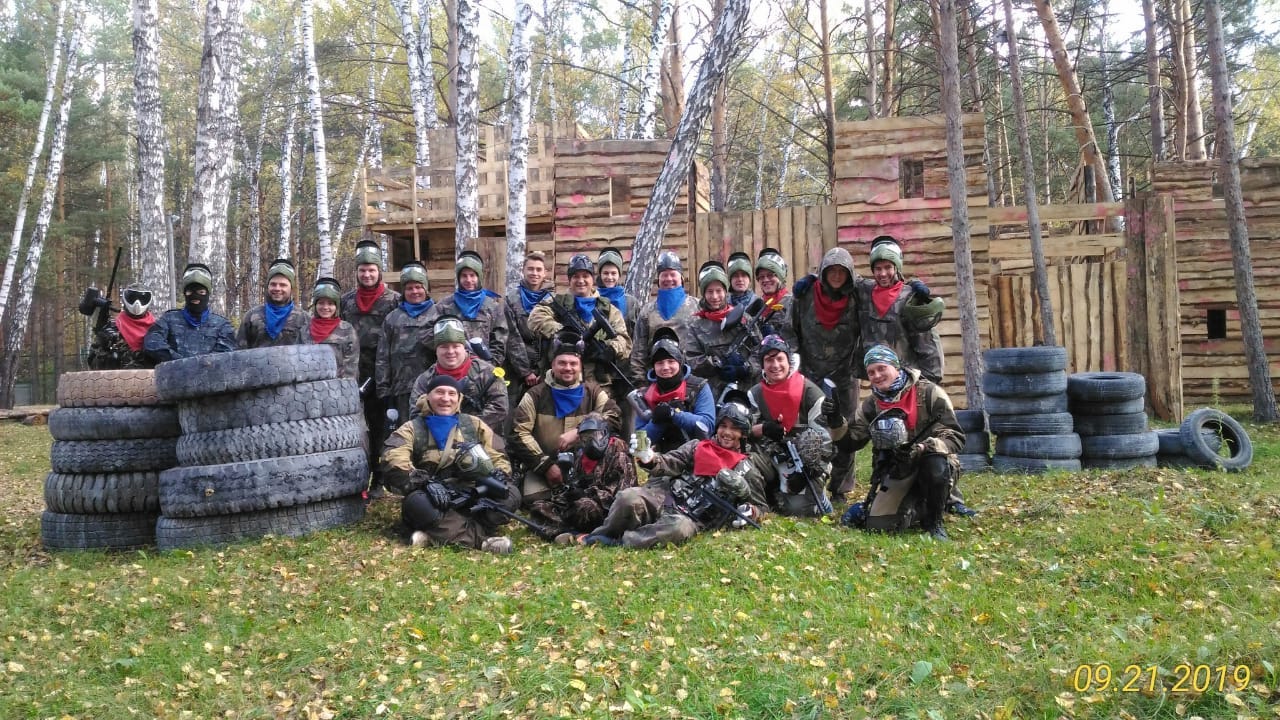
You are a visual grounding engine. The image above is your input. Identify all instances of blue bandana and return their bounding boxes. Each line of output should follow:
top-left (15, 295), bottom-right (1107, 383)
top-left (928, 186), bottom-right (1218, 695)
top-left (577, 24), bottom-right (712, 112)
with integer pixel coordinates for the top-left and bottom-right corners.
top-left (423, 414), bottom-right (459, 450)
top-left (264, 301), bottom-right (295, 340)
top-left (401, 298), bottom-right (434, 318)
top-left (453, 288), bottom-right (500, 320)
top-left (550, 384), bottom-right (585, 419)
top-left (519, 285), bottom-right (550, 313)
top-left (598, 286), bottom-right (627, 315)
top-left (656, 287), bottom-right (686, 321)
top-left (730, 290), bottom-right (757, 308)
top-left (871, 372), bottom-right (910, 403)
top-left (573, 296), bottom-right (598, 325)
top-left (182, 308), bottom-right (209, 327)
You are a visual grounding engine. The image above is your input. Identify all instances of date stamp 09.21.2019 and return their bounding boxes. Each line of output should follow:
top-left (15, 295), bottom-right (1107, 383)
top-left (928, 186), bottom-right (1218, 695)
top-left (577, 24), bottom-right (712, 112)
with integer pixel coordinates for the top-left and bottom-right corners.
top-left (1071, 663), bottom-right (1254, 694)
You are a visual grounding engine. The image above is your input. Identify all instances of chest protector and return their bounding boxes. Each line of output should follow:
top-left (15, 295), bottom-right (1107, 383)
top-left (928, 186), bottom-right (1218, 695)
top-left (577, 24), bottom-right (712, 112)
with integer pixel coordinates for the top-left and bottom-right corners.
top-left (411, 414), bottom-right (482, 475)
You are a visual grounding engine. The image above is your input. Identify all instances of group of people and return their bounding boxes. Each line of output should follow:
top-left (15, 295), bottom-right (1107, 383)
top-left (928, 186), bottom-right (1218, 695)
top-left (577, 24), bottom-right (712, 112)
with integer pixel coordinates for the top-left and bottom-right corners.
top-left (86, 236), bottom-right (974, 555)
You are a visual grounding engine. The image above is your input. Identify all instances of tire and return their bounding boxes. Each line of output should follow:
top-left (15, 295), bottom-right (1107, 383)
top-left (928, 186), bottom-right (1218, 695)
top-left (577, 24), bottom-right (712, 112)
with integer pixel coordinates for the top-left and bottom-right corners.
top-left (962, 431), bottom-right (989, 454)
top-left (176, 378), bottom-right (361, 434)
top-left (994, 433), bottom-right (1081, 460)
top-left (1068, 397), bottom-right (1145, 416)
top-left (982, 346), bottom-right (1069, 374)
top-left (1179, 408), bottom-right (1253, 472)
top-left (1155, 428), bottom-right (1223, 455)
top-left (1157, 454), bottom-right (1210, 470)
top-left (987, 412), bottom-right (1074, 436)
top-left (958, 453), bottom-right (991, 473)
top-left (48, 406), bottom-right (180, 441)
top-left (992, 455), bottom-right (1082, 474)
top-left (56, 370), bottom-right (161, 408)
top-left (159, 448), bottom-right (369, 518)
top-left (1079, 431), bottom-right (1160, 460)
top-left (1066, 372), bottom-right (1146, 402)
top-left (985, 393), bottom-right (1069, 416)
top-left (1072, 412), bottom-right (1148, 437)
top-left (955, 410), bottom-right (985, 433)
top-left (176, 414), bottom-right (368, 466)
top-left (155, 495), bottom-right (366, 550)
top-left (40, 511), bottom-right (157, 551)
top-left (1082, 455), bottom-right (1158, 470)
top-left (50, 438), bottom-right (178, 474)
top-left (44, 471), bottom-right (160, 514)
top-left (155, 345), bottom-right (338, 402)
top-left (982, 371), bottom-right (1068, 399)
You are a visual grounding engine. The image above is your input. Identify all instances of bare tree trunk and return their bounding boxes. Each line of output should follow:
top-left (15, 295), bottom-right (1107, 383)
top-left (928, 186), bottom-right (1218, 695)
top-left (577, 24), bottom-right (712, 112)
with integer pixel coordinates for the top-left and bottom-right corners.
top-left (392, 0), bottom-right (431, 165)
top-left (819, 0), bottom-right (836, 198)
top-left (132, 0), bottom-right (171, 310)
top-left (506, 0), bottom-right (534, 290)
top-left (635, 0), bottom-right (674, 139)
top-left (278, 18), bottom-right (301, 259)
top-left (1181, 0), bottom-right (1206, 160)
top-left (444, 0), bottom-right (458, 124)
top-left (1165, 0), bottom-right (1187, 159)
top-left (661, 1), bottom-right (684, 134)
top-left (335, 62), bottom-right (390, 243)
top-left (1144, 0), bottom-right (1164, 161)
top-left (710, 0), bottom-right (728, 211)
top-left (300, 0), bottom-right (332, 279)
top-left (1204, 0), bottom-right (1278, 421)
top-left (0, 0), bottom-right (66, 328)
top-left (625, 0), bottom-right (749, 297)
top-left (454, 0), bottom-right (479, 253)
top-left (1098, 2), bottom-right (1122, 201)
top-left (614, 3), bottom-right (635, 137)
top-left (882, 0), bottom-right (896, 117)
top-left (189, 0), bottom-right (245, 313)
top-left (865, 0), bottom-right (877, 117)
top-left (775, 103), bottom-right (800, 207)
top-left (417, 0), bottom-right (438, 129)
top-left (753, 80), bottom-right (770, 208)
top-left (537, 0), bottom-right (559, 128)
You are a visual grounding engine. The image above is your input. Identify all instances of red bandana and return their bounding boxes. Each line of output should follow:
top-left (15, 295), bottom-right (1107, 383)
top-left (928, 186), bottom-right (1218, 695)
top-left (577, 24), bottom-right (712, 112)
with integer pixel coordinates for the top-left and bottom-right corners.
top-left (875, 384), bottom-right (919, 431)
top-left (811, 284), bottom-right (849, 330)
top-left (580, 457), bottom-right (599, 474)
top-left (115, 312), bottom-right (155, 351)
top-left (309, 316), bottom-right (341, 342)
top-left (355, 283), bottom-right (386, 313)
top-left (872, 280), bottom-right (904, 317)
top-left (645, 381), bottom-right (687, 407)
top-left (761, 287), bottom-right (788, 312)
top-left (697, 305), bottom-right (731, 322)
top-left (436, 355), bottom-right (473, 381)
top-left (759, 372), bottom-right (805, 432)
top-left (692, 439), bottom-right (748, 477)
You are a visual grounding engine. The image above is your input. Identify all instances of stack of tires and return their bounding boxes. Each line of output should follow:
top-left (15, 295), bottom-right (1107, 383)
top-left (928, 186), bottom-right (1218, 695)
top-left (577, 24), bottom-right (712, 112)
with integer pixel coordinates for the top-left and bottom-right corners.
top-left (42, 370), bottom-right (176, 551)
top-left (983, 346), bottom-right (1082, 474)
top-left (1157, 407), bottom-right (1254, 471)
top-left (1067, 372), bottom-right (1158, 469)
top-left (152, 346), bottom-right (369, 550)
top-left (955, 410), bottom-right (990, 472)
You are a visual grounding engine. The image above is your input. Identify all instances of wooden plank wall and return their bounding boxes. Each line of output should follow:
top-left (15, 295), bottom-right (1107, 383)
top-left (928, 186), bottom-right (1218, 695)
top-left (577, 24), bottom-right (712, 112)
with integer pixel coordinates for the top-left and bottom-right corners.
top-left (689, 206), bottom-right (838, 280)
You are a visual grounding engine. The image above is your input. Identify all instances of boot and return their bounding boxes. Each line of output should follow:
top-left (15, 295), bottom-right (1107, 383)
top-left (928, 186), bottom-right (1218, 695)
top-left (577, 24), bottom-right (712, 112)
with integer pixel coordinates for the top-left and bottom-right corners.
top-left (827, 451), bottom-right (856, 499)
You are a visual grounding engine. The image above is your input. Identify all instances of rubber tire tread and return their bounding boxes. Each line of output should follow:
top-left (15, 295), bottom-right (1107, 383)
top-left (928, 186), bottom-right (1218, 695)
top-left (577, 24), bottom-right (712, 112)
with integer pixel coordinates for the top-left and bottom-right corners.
top-left (985, 393), bottom-right (1069, 416)
top-left (1068, 397), bottom-right (1145, 416)
top-left (992, 455), bottom-right (1082, 474)
top-left (1082, 455), bottom-right (1158, 470)
top-left (962, 431), bottom-right (989, 454)
top-left (56, 370), bottom-right (161, 408)
top-left (1079, 431), bottom-right (1159, 459)
top-left (155, 345), bottom-right (338, 401)
top-left (49, 406), bottom-right (179, 441)
top-left (41, 510), bottom-right (157, 551)
top-left (955, 410), bottom-right (985, 433)
top-left (159, 447), bottom-right (369, 518)
top-left (982, 370), bottom-right (1068, 399)
top-left (50, 438), bottom-right (178, 473)
top-left (1179, 408), bottom-right (1253, 472)
top-left (1072, 412), bottom-right (1148, 437)
top-left (1156, 428), bottom-right (1222, 455)
top-left (994, 433), bottom-right (1082, 460)
top-left (987, 412), bottom-right (1074, 436)
top-left (155, 495), bottom-right (366, 550)
top-left (177, 378), bottom-right (361, 434)
top-left (176, 414), bottom-right (368, 466)
top-left (982, 346), bottom-right (1068, 373)
top-left (1066, 372), bottom-right (1146, 402)
top-left (44, 471), bottom-right (160, 514)
top-left (958, 453), bottom-right (990, 473)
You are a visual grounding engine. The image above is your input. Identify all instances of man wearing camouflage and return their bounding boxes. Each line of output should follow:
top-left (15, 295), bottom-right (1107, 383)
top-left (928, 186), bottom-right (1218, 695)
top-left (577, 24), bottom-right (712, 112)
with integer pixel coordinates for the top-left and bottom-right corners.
top-left (595, 247), bottom-right (640, 337)
top-left (304, 277), bottom-right (359, 379)
top-left (527, 253), bottom-right (631, 390)
top-left (852, 236), bottom-right (944, 383)
top-left (726, 251), bottom-right (758, 309)
top-left (237, 258), bottom-right (310, 348)
top-left (628, 250), bottom-right (699, 384)
top-left (144, 263), bottom-right (237, 362)
top-left (528, 413), bottom-right (638, 544)
top-left (375, 261), bottom-right (436, 423)
top-left (428, 250), bottom-right (509, 366)
top-left (754, 248), bottom-right (795, 347)
top-left (88, 284), bottom-right (157, 369)
top-left (503, 250), bottom-right (552, 407)
top-left (408, 315), bottom-right (509, 437)
top-left (686, 260), bottom-right (761, 400)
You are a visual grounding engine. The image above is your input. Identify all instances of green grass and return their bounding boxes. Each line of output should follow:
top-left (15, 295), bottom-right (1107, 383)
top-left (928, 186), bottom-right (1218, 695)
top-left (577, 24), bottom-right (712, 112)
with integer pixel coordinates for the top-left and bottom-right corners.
top-left (2, 417), bottom-right (1279, 719)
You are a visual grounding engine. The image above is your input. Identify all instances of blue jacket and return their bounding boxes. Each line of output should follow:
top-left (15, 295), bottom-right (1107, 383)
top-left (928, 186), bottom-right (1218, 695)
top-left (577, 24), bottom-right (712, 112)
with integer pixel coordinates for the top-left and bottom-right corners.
top-left (637, 366), bottom-right (716, 451)
top-left (144, 309), bottom-right (237, 363)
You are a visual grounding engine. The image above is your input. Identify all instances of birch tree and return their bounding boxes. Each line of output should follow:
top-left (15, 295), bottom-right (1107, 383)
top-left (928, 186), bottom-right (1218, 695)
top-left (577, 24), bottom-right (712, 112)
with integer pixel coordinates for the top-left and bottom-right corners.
top-left (1204, 0), bottom-right (1278, 422)
top-left (300, 0), bottom-right (332, 279)
top-left (1143, 0), bottom-right (1164, 160)
top-left (1180, 0), bottom-right (1207, 160)
top-left (132, 0), bottom-right (170, 310)
top-left (189, 0), bottom-right (245, 312)
top-left (278, 18), bottom-right (301, 259)
top-left (625, 0), bottom-right (750, 297)
top-left (0, 0), bottom-right (66, 328)
top-left (710, 0), bottom-right (728, 211)
top-left (505, 0), bottom-right (534, 290)
top-left (391, 0), bottom-right (431, 165)
top-left (454, 0), bottom-right (479, 253)
top-left (634, 0), bottom-right (674, 139)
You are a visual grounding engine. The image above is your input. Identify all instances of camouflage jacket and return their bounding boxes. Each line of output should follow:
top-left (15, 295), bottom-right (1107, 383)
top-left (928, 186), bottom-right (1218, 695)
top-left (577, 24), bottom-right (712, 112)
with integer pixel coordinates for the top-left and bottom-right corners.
top-left (747, 371), bottom-right (835, 458)
top-left (503, 286), bottom-right (545, 378)
top-left (547, 437), bottom-right (638, 514)
top-left (685, 307), bottom-right (762, 399)
top-left (847, 369), bottom-right (963, 479)
top-left (509, 375), bottom-right (621, 474)
top-left (408, 357), bottom-right (509, 432)
top-left (427, 293), bottom-right (509, 367)
top-left (381, 411), bottom-right (510, 497)
top-left (303, 318), bottom-right (360, 380)
top-left (89, 318), bottom-right (155, 370)
top-left (527, 293), bottom-right (632, 388)
top-left (340, 286), bottom-right (402, 383)
top-left (143, 309), bottom-right (237, 363)
top-left (790, 284), bottom-right (860, 381)
top-left (628, 294), bottom-right (700, 383)
top-left (375, 305), bottom-right (435, 399)
top-left (644, 438), bottom-right (766, 508)
top-left (852, 279), bottom-right (944, 382)
top-left (237, 304), bottom-right (311, 349)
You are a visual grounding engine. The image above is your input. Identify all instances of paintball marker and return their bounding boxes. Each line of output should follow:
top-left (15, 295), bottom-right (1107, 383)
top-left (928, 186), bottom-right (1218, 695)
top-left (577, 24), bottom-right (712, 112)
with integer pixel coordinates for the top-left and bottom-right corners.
top-left (468, 337), bottom-right (493, 362)
top-left (718, 296), bottom-right (768, 361)
top-left (448, 472), bottom-right (557, 540)
top-left (672, 475), bottom-right (762, 531)
top-left (78, 247), bottom-right (124, 332)
top-left (548, 300), bottom-right (634, 391)
top-left (626, 389), bottom-right (652, 424)
top-left (771, 427), bottom-right (835, 516)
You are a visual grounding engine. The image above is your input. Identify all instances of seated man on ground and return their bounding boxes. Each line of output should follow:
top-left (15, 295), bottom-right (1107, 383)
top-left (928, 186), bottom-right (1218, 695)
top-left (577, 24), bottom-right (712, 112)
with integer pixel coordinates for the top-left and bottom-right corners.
top-left (526, 412), bottom-right (637, 543)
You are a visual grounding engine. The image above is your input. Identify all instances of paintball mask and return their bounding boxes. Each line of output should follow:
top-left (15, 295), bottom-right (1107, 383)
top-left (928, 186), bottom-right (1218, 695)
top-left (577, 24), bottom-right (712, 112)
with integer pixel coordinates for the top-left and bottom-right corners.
top-left (453, 441), bottom-right (496, 483)
top-left (578, 414), bottom-right (611, 461)
top-left (870, 408), bottom-right (910, 450)
top-left (120, 286), bottom-right (153, 316)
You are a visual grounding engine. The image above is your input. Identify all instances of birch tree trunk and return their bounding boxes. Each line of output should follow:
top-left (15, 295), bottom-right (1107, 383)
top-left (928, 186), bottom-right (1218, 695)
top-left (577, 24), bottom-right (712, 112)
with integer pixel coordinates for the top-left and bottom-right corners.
top-left (625, 0), bottom-right (749, 297)
top-left (865, 0), bottom-right (877, 117)
top-left (278, 18), bottom-right (301, 259)
top-left (132, 0), bottom-right (171, 310)
top-left (1204, 0), bottom-right (1278, 421)
top-left (189, 0), bottom-right (245, 313)
top-left (417, 0), bottom-right (439, 130)
top-left (0, 0), bottom-right (66, 328)
top-left (506, 0), bottom-right (534, 290)
top-left (635, 0), bottom-right (674, 139)
top-left (1, 24), bottom-right (79, 408)
top-left (335, 61), bottom-right (390, 242)
top-left (1181, 0), bottom-right (1207, 160)
top-left (882, 0), bottom-right (896, 117)
top-left (454, 0), bottom-right (479, 253)
top-left (444, 0), bottom-right (458, 123)
top-left (391, 0), bottom-right (431, 165)
top-left (710, 0), bottom-right (727, 211)
top-left (1143, 0), bottom-right (1164, 161)
top-left (614, 4), bottom-right (635, 138)
top-left (301, 0), bottom-right (332, 279)
top-left (1098, 3), bottom-right (1121, 202)
top-left (819, 0), bottom-right (835, 198)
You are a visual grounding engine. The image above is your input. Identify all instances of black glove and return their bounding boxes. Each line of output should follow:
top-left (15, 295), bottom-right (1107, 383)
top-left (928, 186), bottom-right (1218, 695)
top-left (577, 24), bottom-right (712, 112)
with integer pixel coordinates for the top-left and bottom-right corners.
top-left (725, 352), bottom-right (744, 368)
top-left (762, 420), bottom-right (786, 441)
top-left (908, 278), bottom-right (931, 299)
top-left (591, 343), bottom-right (617, 363)
top-left (717, 363), bottom-right (740, 382)
top-left (563, 485), bottom-right (586, 502)
top-left (424, 482), bottom-right (453, 509)
top-left (792, 274), bottom-right (817, 297)
top-left (821, 397), bottom-right (841, 425)
top-left (651, 402), bottom-right (673, 423)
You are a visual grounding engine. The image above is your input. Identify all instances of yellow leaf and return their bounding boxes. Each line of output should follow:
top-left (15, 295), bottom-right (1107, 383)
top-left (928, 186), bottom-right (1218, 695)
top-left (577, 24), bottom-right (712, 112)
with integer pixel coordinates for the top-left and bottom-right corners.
top-left (6, 661), bottom-right (25, 673)
top-left (1224, 693), bottom-right (1246, 708)
top-left (569, 679), bottom-right (587, 692)
top-left (407, 627), bottom-right (425, 640)
top-left (809, 658), bottom-right (827, 667)
top-left (719, 687), bottom-right (734, 697)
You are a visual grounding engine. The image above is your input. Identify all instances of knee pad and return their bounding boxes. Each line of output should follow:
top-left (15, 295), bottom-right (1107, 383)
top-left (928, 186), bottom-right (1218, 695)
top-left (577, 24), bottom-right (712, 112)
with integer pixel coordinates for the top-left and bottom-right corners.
top-left (920, 453), bottom-right (951, 484)
top-left (401, 490), bottom-right (443, 530)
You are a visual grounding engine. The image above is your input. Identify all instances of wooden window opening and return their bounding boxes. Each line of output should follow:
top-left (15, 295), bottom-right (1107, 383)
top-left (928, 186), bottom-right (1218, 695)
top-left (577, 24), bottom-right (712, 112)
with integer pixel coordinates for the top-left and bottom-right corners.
top-left (901, 158), bottom-right (924, 199)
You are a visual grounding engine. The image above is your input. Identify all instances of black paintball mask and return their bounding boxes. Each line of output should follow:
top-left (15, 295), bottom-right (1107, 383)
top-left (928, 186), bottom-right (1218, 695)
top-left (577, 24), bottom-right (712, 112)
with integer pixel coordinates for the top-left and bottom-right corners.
top-left (578, 414), bottom-right (611, 461)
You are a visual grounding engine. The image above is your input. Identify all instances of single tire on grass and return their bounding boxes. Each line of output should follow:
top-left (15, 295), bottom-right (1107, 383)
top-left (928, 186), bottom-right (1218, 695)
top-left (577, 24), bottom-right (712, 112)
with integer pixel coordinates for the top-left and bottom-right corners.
top-left (1079, 431), bottom-right (1160, 460)
top-left (1179, 408), bottom-right (1253, 472)
top-left (955, 410), bottom-right (985, 433)
top-left (958, 453), bottom-right (991, 473)
top-left (176, 378), bottom-right (361, 434)
top-left (175, 414), bottom-right (367, 466)
top-left (962, 431), bottom-right (989, 455)
top-left (44, 471), bottom-right (160, 514)
top-left (994, 433), bottom-right (1082, 460)
top-left (154, 345), bottom-right (338, 401)
top-left (1068, 397), bottom-right (1145, 416)
top-left (987, 412), bottom-right (1074, 436)
top-left (40, 510), bottom-right (157, 551)
top-left (159, 447), bottom-right (369, 518)
top-left (155, 495), bottom-right (366, 550)
top-left (982, 370), bottom-right (1069, 399)
top-left (1072, 412), bottom-right (1149, 437)
top-left (991, 455), bottom-right (1082, 474)
top-left (1066, 372), bottom-right (1146, 403)
top-left (55, 370), bottom-right (162, 408)
top-left (981, 346), bottom-right (1068, 374)
top-left (48, 406), bottom-right (180, 441)
top-left (985, 393), bottom-right (1069, 416)
top-left (50, 438), bottom-right (178, 474)
top-left (1081, 455), bottom-right (1158, 470)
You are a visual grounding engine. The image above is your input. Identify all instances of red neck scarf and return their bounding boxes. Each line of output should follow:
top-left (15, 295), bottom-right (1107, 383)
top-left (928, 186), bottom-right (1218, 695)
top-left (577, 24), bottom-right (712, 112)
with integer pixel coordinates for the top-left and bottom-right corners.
top-left (812, 284), bottom-right (849, 330)
top-left (692, 439), bottom-right (748, 477)
top-left (872, 280), bottom-right (904, 317)
top-left (645, 380), bottom-right (687, 407)
top-left (355, 282), bottom-right (386, 313)
top-left (115, 313), bottom-right (155, 351)
top-left (436, 355), bottom-right (473, 381)
top-left (697, 305), bottom-right (731, 322)
top-left (309, 316), bottom-right (341, 342)
top-left (761, 287), bottom-right (788, 312)
top-left (875, 384), bottom-right (919, 431)
top-left (580, 457), bottom-right (599, 474)
top-left (759, 372), bottom-right (805, 432)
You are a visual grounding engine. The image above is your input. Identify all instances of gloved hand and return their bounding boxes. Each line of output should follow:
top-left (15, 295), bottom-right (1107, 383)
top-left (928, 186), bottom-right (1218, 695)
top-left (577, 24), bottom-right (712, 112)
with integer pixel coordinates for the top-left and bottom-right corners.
top-left (651, 402), bottom-right (673, 423)
top-left (424, 481), bottom-right (453, 509)
top-left (563, 485), bottom-right (585, 502)
top-left (820, 397), bottom-right (840, 423)
top-left (717, 363), bottom-right (741, 382)
top-left (792, 274), bottom-right (817, 296)
top-left (409, 468), bottom-right (433, 487)
top-left (590, 343), bottom-right (617, 363)
top-left (762, 420), bottom-right (785, 441)
top-left (725, 352), bottom-right (744, 368)
top-left (908, 278), bottom-right (931, 299)
top-left (841, 501), bottom-right (867, 527)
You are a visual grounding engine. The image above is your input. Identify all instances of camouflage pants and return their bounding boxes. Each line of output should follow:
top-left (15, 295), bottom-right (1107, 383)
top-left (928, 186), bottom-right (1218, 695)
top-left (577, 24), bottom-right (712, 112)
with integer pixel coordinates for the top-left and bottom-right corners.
top-left (591, 486), bottom-right (697, 549)
top-left (528, 495), bottom-right (607, 536)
